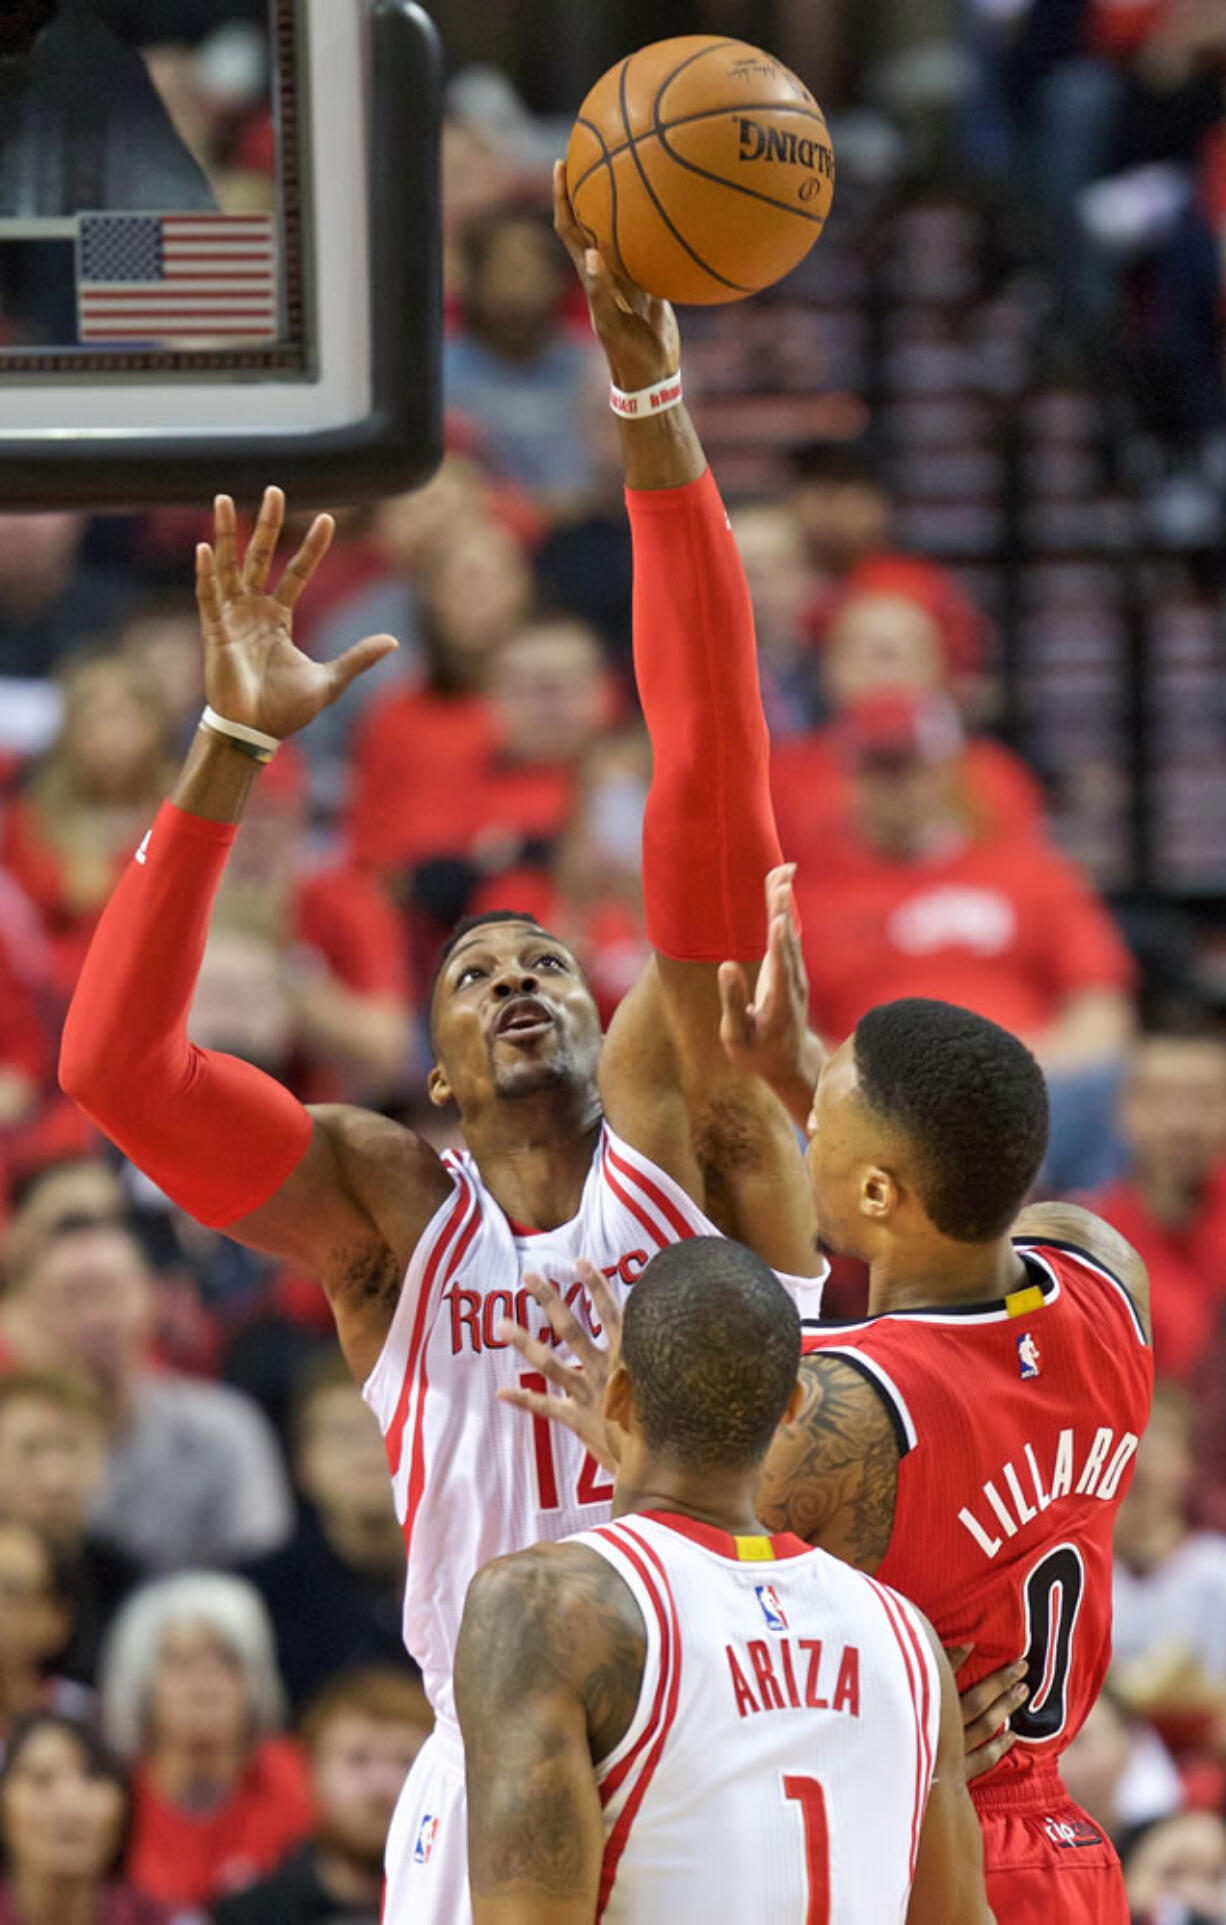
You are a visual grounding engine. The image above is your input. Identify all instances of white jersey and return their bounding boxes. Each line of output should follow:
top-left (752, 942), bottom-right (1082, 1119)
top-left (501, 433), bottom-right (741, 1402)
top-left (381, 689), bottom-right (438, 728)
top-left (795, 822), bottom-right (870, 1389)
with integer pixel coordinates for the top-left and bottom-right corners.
top-left (363, 1120), bottom-right (824, 1727)
top-left (574, 1510), bottom-right (942, 1925)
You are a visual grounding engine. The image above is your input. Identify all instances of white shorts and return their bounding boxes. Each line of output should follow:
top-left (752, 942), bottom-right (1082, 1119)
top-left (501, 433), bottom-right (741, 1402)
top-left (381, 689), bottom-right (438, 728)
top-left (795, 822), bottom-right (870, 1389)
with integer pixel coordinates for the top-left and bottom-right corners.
top-left (385, 1720), bottom-right (470, 1925)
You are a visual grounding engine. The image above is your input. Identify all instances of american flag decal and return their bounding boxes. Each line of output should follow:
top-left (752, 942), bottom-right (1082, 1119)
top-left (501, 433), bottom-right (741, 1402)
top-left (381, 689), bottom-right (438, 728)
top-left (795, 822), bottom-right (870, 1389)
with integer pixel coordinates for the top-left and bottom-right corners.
top-left (76, 213), bottom-right (278, 343)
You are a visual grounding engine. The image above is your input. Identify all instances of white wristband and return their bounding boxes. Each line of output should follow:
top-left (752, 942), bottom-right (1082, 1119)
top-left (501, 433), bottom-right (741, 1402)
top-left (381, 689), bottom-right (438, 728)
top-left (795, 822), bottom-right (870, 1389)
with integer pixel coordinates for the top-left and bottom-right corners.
top-left (200, 705), bottom-right (280, 760)
top-left (609, 372), bottom-right (683, 419)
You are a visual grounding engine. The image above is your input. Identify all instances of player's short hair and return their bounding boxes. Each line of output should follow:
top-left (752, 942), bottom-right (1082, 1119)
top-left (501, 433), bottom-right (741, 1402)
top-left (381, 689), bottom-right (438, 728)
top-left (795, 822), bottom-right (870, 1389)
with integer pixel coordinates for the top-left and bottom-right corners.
top-left (621, 1238), bottom-right (801, 1474)
top-left (299, 1667), bottom-right (433, 1753)
top-left (853, 999), bottom-right (1049, 1242)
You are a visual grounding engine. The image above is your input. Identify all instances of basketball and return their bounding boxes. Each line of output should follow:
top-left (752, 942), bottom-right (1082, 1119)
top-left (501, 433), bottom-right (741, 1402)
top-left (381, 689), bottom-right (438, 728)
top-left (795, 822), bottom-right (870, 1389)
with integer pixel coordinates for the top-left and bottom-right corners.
top-left (566, 36), bottom-right (835, 307)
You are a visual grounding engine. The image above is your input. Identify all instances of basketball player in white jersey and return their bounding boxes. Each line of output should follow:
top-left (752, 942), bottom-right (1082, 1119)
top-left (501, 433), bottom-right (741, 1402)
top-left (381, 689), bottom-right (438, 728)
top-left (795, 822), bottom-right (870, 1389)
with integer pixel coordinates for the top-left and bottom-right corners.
top-left (59, 167), bottom-right (823, 1924)
top-left (456, 1237), bottom-right (993, 1924)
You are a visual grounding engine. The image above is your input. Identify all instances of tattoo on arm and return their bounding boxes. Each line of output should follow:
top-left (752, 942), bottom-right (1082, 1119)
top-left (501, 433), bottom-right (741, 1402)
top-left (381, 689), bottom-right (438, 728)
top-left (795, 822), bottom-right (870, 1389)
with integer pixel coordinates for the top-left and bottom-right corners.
top-left (756, 1355), bottom-right (900, 1572)
top-left (456, 1545), bottom-right (646, 1911)
top-left (1013, 1200), bottom-right (1151, 1341)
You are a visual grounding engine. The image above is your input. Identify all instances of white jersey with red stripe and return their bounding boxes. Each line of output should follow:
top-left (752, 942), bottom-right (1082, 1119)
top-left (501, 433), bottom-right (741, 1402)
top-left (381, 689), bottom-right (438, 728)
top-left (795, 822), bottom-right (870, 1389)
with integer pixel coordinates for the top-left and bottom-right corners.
top-left (362, 1119), bottom-right (825, 1728)
top-left (572, 1510), bottom-right (942, 1925)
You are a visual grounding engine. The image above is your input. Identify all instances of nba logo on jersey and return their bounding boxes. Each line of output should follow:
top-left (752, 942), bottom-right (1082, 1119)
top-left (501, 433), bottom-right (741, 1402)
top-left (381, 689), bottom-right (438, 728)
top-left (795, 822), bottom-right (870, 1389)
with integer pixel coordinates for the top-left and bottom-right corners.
top-left (414, 1815), bottom-right (439, 1865)
top-left (1017, 1331), bottom-right (1041, 1380)
top-left (755, 1583), bottom-right (789, 1632)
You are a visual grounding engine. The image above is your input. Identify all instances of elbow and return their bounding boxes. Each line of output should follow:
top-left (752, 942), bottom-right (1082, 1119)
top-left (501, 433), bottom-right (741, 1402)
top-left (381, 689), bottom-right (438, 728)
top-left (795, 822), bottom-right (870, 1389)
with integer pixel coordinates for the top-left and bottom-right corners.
top-left (58, 998), bottom-right (127, 1115)
top-left (58, 1014), bottom-right (99, 1108)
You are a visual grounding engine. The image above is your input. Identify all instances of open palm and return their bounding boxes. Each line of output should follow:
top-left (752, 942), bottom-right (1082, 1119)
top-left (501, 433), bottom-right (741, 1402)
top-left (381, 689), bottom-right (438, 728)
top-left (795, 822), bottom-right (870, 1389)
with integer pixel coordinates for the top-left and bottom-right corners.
top-left (196, 486), bottom-right (397, 740)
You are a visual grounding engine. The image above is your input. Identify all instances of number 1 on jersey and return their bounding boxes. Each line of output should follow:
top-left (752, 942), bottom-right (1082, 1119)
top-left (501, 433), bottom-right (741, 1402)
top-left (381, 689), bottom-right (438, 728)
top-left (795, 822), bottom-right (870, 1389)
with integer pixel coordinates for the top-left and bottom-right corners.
top-left (518, 1372), bottom-right (615, 1512)
top-left (784, 1774), bottom-right (830, 1925)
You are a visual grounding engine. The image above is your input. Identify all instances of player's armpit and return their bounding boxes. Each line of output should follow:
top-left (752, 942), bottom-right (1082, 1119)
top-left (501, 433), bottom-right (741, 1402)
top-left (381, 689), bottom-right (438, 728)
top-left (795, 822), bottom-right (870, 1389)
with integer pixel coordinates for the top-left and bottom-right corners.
top-left (455, 1543), bottom-right (647, 1925)
top-left (599, 960), bottom-right (820, 1276)
top-left (1012, 1200), bottom-right (1151, 1341)
top-left (755, 1354), bottom-right (899, 1572)
top-left (907, 1629), bottom-right (996, 1925)
top-left (228, 1104), bottom-right (454, 1384)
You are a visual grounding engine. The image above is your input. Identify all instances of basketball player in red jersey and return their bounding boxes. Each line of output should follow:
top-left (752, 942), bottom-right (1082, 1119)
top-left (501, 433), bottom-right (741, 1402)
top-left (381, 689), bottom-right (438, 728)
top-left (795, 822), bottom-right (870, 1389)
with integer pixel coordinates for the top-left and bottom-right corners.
top-left (510, 879), bottom-right (1152, 1925)
top-left (58, 170), bottom-right (822, 1923)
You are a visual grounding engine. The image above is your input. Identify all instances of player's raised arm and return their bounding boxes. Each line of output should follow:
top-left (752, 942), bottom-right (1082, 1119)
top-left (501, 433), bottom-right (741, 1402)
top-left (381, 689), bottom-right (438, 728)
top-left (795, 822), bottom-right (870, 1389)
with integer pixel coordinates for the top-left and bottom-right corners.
top-left (907, 1626), bottom-right (996, 1925)
top-left (455, 1540), bottom-right (644, 1925)
top-left (59, 489), bottom-right (454, 1382)
top-left (548, 165), bottom-right (817, 1275)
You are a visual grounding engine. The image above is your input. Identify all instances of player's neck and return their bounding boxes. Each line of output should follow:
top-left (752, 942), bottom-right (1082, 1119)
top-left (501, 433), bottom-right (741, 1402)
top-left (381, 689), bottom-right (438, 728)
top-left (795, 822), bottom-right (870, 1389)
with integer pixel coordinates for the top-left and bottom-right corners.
top-left (466, 1101), bottom-right (604, 1232)
top-left (867, 1234), bottom-right (1027, 1313)
top-left (613, 1466), bottom-right (763, 1538)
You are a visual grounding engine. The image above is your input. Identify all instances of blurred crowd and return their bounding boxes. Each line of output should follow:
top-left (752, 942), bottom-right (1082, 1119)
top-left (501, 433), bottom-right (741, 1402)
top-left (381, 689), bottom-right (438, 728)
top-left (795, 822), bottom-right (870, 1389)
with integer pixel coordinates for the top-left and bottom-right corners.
top-left (0, 2), bottom-right (1224, 1921)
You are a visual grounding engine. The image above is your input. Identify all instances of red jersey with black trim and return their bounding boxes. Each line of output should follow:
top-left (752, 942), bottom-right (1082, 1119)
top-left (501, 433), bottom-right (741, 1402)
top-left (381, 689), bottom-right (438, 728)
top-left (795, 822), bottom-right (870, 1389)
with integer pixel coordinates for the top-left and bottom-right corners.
top-left (803, 1237), bottom-right (1153, 1794)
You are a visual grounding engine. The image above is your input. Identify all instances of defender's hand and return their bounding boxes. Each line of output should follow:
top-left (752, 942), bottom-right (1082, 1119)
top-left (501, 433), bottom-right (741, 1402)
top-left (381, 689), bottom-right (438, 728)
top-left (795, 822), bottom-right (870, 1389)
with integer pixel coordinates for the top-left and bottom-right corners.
top-left (553, 159), bottom-right (679, 393)
top-left (719, 866), bottom-right (818, 1110)
top-left (196, 486), bottom-right (397, 740)
top-left (496, 1261), bottom-right (623, 1474)
top-left (948, 1645), bottom-right (1028, 1783)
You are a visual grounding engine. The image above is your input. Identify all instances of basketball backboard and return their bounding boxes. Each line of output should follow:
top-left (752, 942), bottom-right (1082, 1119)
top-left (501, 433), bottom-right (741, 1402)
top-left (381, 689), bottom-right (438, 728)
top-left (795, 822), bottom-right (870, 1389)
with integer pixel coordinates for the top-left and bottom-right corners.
top-left (0, 0), bottom-right (442, 507)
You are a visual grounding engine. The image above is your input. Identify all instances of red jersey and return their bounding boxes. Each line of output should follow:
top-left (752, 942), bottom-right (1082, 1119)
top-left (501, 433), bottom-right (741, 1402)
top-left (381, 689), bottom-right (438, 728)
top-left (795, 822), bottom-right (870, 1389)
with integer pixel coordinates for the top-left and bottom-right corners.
top-left (803, 1237), bottom-right (1153, 1795)
top-left (789, 825), bottom-right (1134, 1045)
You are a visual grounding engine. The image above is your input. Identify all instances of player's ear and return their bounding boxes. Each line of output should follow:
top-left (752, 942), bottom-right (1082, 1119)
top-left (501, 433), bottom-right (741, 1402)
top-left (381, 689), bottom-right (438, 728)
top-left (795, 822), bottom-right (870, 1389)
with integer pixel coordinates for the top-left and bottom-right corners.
top-left (604, 1361), bottom-right (633, 1435)
top-left (860, 1166), bottom-right (896, 1220)
top-left (427, 1063), bottom-right (452, 1109)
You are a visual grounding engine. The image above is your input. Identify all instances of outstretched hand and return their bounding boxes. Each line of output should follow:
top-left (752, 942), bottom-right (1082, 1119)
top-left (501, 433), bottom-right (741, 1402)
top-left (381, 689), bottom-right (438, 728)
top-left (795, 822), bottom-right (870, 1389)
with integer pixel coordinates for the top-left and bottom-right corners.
top-left (719, 865), bottom-right (820, 1122)
top-left (553, 159), bottom-right (679, 393)
top-left (195, 486), bottom-right (398, 741)
top-left (496, 1260), bottom-right (623, 1474)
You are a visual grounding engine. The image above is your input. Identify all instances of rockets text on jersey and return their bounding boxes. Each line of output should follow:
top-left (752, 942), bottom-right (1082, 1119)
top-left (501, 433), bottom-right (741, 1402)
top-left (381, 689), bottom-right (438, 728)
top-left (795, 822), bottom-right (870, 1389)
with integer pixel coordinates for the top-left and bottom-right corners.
top-left (572, 1510), bottom-right (941, 1925)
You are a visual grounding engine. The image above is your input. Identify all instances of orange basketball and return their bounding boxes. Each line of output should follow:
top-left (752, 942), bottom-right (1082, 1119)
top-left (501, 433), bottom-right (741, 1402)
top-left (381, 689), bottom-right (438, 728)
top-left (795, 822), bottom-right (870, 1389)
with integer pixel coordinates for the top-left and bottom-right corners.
top-left (566, 36), bottom-right (835, 307)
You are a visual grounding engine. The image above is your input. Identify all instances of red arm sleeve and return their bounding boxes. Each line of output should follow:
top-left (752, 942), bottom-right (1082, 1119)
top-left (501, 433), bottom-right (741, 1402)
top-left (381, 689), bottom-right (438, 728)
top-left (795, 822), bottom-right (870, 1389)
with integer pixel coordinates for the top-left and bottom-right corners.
top-left (628, 468), bottom-right (782, 963)
top-left (59, 803), bottom-right (313, 1229)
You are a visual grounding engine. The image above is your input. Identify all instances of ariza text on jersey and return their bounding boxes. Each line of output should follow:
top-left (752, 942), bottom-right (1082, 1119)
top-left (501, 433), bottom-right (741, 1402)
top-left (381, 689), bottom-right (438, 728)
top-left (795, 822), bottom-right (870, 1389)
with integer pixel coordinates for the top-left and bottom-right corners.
top-left (958, 1424), bottom-right (1140, 1560)
top-left (726, 1637), bottom-right (860, 1720)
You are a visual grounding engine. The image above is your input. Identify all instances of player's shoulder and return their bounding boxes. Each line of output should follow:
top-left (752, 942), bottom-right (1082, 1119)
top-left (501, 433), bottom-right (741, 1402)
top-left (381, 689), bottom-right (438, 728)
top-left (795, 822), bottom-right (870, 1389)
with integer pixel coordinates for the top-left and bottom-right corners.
top-left (459, 1540), bottom-right (647, 1693)
top-left (1012, 1199), bottom-right (1151, 1343)
top-left (309, 1103), bottom-right (461, 1247)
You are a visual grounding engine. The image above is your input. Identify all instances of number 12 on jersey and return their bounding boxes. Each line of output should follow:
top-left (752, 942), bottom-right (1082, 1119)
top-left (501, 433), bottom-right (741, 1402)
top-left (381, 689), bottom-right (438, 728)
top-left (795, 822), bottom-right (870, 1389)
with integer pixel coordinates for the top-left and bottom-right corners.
top-left (519, 1372), bottom-right (614, 1512)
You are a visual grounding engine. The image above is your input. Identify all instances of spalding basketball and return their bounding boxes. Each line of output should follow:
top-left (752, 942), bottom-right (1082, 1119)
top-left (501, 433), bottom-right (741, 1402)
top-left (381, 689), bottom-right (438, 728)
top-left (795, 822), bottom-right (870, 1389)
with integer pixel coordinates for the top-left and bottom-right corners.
top-left (566, 36), bottom-right (835, 306)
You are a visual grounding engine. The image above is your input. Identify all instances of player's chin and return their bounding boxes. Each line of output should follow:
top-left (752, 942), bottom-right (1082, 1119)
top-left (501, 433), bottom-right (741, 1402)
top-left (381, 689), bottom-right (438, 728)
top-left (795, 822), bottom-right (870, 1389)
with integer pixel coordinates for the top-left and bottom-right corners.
top-left (492, 1051), bottom-right (574, 1100)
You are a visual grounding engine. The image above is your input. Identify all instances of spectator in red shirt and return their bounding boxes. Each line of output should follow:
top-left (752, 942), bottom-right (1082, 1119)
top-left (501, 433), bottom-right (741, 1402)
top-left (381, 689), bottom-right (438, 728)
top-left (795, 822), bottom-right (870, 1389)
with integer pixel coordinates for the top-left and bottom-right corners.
top-left (101, 1573), bottom-right (312, 1911)
top-left (1085, 1023), bottom-right (1226, 1387)
top-left (346, 513), bottom-right (535, 877)
top-left (351, 614), bottom-right (613, 948)
top-left (0, 1713), bottom-right (172, 1925)
top-left (1, 656), bottom-right (176, 1000)
top-left (212, 1667), bottom-right (433, 1925)
top-left (790, 688), bottom-right (1135, 1189)
top-left (772, 552), bottom-right (1045, 860)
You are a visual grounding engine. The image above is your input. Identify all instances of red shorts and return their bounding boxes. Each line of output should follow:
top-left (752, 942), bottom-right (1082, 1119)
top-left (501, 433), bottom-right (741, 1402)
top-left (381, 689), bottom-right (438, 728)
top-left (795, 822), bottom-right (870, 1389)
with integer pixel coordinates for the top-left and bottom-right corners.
top-left (974, 1772), bottom-right (1128, 1925)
